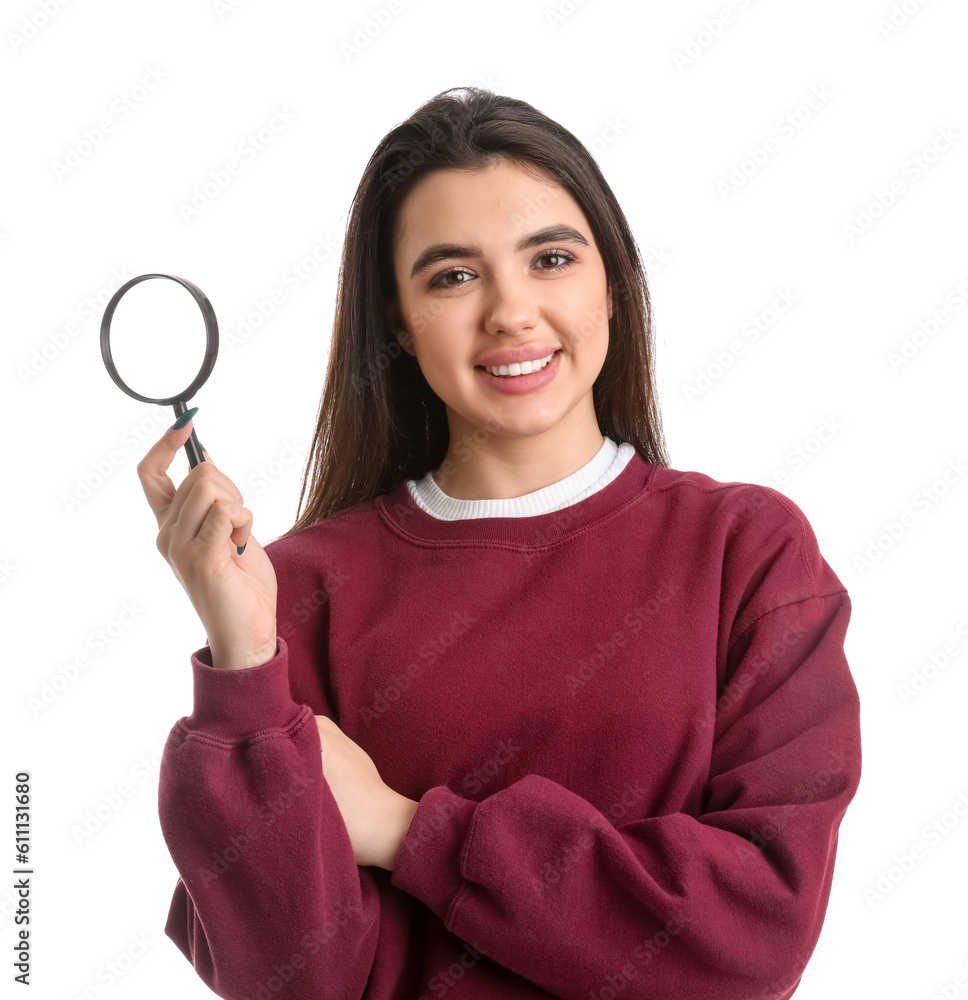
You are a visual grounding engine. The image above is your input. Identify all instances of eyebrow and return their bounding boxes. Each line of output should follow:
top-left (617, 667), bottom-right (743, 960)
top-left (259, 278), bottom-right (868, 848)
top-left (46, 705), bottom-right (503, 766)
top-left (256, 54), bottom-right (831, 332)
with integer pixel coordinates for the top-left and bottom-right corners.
top-left (409, 224), bottom-right (590, 280)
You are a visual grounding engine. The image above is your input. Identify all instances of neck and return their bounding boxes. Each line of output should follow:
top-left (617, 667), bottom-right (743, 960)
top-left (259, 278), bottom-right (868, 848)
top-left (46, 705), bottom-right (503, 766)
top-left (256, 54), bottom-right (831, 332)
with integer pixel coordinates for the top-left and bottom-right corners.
top-left (432, 421), bottom-right (606, 502)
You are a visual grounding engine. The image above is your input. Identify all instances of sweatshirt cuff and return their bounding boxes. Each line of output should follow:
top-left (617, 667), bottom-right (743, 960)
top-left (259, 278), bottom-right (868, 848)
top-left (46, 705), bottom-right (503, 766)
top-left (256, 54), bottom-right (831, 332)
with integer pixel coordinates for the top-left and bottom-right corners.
top-left (390, 784), bottom-right (479, 923)
top-left (185, 636), bottom-right (302, 739)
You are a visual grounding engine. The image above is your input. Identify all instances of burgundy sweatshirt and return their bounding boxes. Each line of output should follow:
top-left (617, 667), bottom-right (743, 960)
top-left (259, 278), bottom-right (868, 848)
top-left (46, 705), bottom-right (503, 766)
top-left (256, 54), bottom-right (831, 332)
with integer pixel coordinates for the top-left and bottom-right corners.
top-left (158, 450), bottom-right (862, 1000)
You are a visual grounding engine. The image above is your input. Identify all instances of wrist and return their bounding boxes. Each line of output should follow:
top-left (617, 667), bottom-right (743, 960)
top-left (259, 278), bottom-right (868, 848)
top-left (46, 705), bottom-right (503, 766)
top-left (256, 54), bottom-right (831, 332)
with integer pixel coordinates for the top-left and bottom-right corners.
top-left (381, 794), bottom-right (421, 872)
top-left (207, 639), bottom-right (279, 671)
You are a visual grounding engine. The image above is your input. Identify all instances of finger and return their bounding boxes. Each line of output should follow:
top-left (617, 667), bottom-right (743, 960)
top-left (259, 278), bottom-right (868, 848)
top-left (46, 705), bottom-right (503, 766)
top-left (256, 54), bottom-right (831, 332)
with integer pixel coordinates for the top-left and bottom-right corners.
top-left (188, 492), bottom-right (255, 555)
top-left (137, 420), bottom-right (242, 528)
top-left (159, 484), bottom-right (253, 568)
top-left (136, 420), bottom-right (199, 525)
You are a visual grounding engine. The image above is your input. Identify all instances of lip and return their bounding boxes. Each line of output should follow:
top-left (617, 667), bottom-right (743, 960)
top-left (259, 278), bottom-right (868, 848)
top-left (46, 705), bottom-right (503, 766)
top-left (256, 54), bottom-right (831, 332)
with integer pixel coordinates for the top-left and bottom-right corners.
top-left (474, 349), bottom-right (562, 395)
top-left (474, 345), bottom-right (561, 369)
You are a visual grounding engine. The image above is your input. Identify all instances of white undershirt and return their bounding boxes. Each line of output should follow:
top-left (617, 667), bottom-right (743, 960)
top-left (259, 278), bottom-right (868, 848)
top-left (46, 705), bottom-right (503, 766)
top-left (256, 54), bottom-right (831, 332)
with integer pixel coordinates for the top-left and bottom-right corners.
top-left (406, 436), bottom-right (637, 520)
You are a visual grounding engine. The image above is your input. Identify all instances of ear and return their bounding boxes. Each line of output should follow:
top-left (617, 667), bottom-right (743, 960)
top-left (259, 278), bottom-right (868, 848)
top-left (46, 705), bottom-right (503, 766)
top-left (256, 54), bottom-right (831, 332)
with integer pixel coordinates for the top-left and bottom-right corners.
top-left (385, 300), bottom-right (415, 354)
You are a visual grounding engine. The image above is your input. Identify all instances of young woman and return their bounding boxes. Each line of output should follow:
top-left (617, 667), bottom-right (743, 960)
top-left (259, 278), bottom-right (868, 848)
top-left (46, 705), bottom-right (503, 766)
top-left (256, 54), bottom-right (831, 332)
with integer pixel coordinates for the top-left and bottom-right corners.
top-left (141, 87), bottom-right (861, 1000)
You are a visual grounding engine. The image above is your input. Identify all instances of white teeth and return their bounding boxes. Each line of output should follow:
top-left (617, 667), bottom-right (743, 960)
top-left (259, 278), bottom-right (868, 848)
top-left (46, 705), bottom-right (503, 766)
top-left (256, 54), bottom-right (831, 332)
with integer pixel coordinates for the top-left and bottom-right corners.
top-left (484, 352), bottom-right (555, 377)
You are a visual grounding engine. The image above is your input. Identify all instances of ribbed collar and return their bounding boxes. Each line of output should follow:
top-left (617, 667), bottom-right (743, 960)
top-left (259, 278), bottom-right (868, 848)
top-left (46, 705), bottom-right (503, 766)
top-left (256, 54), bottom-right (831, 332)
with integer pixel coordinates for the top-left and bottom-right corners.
top-left (406, 436), bottom-right (634, 521)
top-left (378, 444), bottom-right (654, 549)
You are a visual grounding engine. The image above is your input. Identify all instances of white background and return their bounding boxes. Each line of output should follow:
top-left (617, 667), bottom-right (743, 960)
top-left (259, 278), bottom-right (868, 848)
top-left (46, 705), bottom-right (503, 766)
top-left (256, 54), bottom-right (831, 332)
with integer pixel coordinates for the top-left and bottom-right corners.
top-left (3, 1), bottom-right (967, 997)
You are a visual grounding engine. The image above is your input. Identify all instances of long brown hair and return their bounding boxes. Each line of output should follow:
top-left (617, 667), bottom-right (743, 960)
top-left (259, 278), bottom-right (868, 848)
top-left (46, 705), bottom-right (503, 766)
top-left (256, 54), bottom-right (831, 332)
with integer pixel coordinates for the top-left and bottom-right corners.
top-left (288, 85), bottom-right (670, 532)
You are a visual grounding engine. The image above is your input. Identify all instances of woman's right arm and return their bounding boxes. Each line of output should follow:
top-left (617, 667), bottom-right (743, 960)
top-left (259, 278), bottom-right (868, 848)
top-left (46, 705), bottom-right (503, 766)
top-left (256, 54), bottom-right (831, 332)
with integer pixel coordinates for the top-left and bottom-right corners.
top-left (140, 420), bottom-right (380, 999)
top-left (159, 638), bottom-right (381, 1000)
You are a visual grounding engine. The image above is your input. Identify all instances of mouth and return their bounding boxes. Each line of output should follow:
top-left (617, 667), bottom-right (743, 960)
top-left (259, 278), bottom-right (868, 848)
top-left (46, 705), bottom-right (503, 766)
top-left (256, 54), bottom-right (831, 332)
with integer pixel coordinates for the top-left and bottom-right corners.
top-left (473, 349), bottom-right (563, 394)
top-left (475, 349), bottom-right (561, 378)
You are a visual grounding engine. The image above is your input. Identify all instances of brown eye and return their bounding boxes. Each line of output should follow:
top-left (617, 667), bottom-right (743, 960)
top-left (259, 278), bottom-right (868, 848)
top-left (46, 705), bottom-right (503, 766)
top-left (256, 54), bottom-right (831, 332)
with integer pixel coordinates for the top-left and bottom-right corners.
top-left (429, 267), bottom-right (474, 290)
top-left (534, 249), bottom-right (577, 272)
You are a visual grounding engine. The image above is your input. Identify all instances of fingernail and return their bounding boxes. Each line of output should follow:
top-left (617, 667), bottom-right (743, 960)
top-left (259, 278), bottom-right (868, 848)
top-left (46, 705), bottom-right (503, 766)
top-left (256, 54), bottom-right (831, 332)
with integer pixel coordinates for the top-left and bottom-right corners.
top-left (237, 543), bottom-right (247, 555)
top-left (172, 406), bottom-right (198, 430)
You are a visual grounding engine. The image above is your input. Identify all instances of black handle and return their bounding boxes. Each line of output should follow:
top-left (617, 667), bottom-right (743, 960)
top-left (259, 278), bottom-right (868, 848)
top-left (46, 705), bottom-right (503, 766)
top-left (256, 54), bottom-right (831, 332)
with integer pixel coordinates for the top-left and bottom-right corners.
top-left (172, 401), bottom-right (205, 469)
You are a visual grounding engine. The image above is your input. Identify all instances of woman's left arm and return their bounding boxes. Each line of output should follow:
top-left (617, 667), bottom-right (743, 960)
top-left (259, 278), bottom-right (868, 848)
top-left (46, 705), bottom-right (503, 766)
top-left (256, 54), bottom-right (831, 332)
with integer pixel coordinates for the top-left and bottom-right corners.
top-left (381, 587), bottom-right (861, 1000)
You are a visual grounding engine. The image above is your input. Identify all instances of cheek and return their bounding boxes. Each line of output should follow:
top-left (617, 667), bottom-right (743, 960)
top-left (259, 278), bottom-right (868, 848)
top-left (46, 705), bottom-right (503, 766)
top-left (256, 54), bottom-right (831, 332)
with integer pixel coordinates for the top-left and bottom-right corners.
top-left (556, 299), bottom-right (610, 357)
top-left (396, 285), bottom-right (428, 335)
top-left (562, 277), bottom-right (609, 328)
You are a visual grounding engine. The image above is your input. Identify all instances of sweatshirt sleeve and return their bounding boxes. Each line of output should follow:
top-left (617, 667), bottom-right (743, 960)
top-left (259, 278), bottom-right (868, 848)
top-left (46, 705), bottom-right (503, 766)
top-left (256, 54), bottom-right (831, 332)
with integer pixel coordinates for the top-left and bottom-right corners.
top-left (389, 492), bottom-right (862, 999)
top-left (158, 546), bottom-right (381, 999)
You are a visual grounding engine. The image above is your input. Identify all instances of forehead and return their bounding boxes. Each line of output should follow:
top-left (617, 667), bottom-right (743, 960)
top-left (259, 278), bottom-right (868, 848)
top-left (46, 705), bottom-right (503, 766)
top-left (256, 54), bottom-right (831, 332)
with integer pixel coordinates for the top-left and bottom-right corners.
top-left (394, 160), bottom-right (582, 249)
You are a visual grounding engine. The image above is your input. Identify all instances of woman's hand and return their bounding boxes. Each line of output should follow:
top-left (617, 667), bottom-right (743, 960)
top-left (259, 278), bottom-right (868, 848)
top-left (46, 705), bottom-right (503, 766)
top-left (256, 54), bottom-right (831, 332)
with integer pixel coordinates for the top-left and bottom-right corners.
top-left (137, 418), bottom-right (278, 670)
top-left (315, 715), bottom-right (419, 871)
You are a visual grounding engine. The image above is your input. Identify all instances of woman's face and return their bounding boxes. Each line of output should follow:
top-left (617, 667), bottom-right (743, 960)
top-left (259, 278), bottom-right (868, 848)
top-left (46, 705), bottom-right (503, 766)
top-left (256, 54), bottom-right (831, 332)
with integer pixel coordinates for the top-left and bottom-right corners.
top-left (388, 159), bottom-right (612, 447)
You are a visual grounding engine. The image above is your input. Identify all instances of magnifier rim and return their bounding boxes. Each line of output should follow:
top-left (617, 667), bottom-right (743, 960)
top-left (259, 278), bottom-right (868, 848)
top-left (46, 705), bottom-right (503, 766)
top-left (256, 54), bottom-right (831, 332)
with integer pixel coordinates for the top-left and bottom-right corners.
top-left (100, 273), bottom-right (219, 406)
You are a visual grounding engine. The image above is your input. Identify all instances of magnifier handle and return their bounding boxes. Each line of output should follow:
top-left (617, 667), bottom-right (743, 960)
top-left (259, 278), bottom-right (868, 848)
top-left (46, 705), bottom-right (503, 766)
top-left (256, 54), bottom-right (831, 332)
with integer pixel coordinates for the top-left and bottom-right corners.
top-left (172, 402), bottom-right (205, 469)
top-left (184, 428), bottom-right (205, 469)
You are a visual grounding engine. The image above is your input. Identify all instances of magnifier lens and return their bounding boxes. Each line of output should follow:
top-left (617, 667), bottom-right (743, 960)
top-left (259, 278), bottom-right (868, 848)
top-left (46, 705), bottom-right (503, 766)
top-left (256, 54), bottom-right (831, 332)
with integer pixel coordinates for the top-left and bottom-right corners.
top-left (108, 279), bottom-right (209, 402)
top-left (101, 272), bottom-right (218, 470)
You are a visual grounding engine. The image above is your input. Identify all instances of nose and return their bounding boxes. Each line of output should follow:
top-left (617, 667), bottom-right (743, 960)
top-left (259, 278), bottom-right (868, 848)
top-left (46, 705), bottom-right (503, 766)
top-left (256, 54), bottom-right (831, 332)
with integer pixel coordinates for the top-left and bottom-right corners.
top-left (481, 265), bottom-right (540, 337)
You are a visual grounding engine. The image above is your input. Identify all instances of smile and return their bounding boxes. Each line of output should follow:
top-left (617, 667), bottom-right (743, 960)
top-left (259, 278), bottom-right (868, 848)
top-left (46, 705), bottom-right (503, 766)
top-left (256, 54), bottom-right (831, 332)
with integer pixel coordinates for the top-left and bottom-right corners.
top-left (479, 351), bottom-right (557, 377)
top-left (474, 349), bottom-right (563, 395)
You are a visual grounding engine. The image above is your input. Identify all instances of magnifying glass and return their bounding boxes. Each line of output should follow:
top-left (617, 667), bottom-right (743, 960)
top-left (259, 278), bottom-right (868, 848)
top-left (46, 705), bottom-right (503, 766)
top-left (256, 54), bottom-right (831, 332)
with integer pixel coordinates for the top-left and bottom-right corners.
top-left (100, 273), bottom-right (218, 469)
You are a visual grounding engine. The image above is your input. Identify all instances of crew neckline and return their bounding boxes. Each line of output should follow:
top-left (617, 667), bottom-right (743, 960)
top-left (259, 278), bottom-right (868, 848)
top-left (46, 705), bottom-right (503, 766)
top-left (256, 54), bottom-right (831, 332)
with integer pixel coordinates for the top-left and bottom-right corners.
top-left (378, 446), bottom-right (654, 549)
top-left (407, 436), bottom-right (633, 520)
